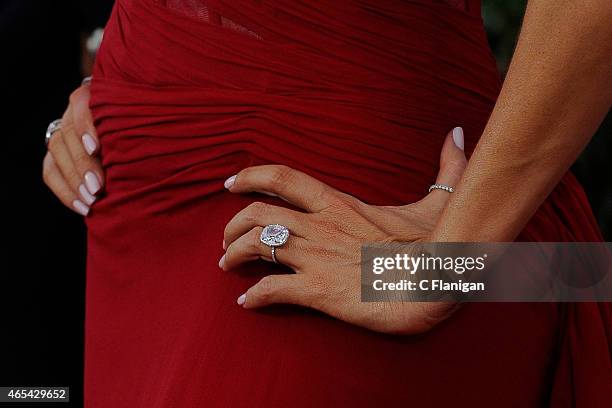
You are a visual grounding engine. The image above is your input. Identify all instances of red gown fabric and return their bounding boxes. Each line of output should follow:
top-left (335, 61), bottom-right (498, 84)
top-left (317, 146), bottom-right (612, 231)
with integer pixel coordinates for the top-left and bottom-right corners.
top-left (86, 1), bottom-right (611, 406)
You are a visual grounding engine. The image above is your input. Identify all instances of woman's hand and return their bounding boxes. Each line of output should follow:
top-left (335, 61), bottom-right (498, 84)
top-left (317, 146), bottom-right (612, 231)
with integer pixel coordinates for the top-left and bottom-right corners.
top-left (221, 127), bottom-right (467, 334)
top-left (42, 78), bottom-right (104, 216)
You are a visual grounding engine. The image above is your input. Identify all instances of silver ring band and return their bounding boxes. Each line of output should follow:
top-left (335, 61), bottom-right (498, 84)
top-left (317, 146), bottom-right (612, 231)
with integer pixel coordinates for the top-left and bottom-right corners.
top-left (429, 184), bottom-right (454, 193)
top-left (271, 247), bottom-right (278, 263)
top-left (45, 119), bottom-right (63, 147)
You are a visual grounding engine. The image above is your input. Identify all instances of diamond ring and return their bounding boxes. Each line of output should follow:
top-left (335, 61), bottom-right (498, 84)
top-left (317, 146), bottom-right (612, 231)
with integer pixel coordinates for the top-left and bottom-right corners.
top-left (428, 183), bottom-right (454, 193)
top-left (45, 119), bottom-right (63, 147)
top-left (260, 224), bottom-right (290, 264)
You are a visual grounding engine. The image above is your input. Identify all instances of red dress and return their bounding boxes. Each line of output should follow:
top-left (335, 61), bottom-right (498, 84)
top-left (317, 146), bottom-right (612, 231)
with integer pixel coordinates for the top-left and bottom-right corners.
top-left (87, 1), bottom-right (611, 406)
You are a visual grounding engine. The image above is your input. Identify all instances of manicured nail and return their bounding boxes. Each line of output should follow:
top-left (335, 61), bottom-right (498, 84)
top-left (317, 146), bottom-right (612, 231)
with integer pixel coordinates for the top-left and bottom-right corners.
top-left (222, 240), bottom-right (226, 250)
top-left (218, 254), bottom-right (226, 269)
top-left (79, 184), bottom-right (96, 206)
top-left (84, 171), bottom-right (101, 195)
top-left (73, 200), bottom-right (90, 216)
top-left (452, 127), bottom-right (464, 151)
top-left (224, 175), bottom-right (236, 189)
top-left (237, 293), bottom-right (247, 306)
top-left (82, 133), bottom-right (97, 155)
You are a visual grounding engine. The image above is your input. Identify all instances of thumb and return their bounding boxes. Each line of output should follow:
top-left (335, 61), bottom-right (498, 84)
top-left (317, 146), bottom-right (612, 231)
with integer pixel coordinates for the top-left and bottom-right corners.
top-left (431, 127), bottom-right (467, 195)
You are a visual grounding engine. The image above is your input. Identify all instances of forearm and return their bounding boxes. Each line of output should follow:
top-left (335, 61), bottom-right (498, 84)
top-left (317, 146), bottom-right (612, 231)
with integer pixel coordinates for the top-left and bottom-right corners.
top-left (431, 0), bottom-right (612, 242)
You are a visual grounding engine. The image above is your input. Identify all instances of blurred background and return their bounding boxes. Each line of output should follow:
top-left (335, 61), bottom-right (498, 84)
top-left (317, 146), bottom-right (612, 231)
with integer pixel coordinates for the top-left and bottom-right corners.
top-left (0, 1), bottom-right (609, 407)
top-left (1, 2), bottom-right (114, 406)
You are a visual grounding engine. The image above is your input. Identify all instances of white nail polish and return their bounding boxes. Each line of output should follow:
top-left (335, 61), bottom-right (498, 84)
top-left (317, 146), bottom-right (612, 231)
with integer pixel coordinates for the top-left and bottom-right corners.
top-left (82, 133), bottom-right (97, 155)
top-left (73, 200), bottom-right (90, 216)
top-left (224, 175), bottom-right (236, 189)
top-left (237, 293), bottom-right (246, 306)
top-left (452, 127), bottom-right (464, 151)
top-left (218, 254), bottom-right (226, 269)
top-left (84, 171), bottom-right (101, 195)
top-left (79, 184), bottom-right (96, 206)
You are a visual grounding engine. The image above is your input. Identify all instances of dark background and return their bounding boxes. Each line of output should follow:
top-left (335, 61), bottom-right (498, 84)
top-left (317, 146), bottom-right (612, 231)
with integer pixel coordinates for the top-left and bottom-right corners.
top-left (0, 1), bottom-right (609, 407)
top-left (1, 1), bottom-right (113, 406)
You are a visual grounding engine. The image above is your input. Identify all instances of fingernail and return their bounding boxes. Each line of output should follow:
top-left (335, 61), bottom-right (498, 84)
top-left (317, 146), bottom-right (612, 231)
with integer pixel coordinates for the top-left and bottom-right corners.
top-left (224, 175), bottom-right (236, 189)
top-left (222, 240), bottom-right (226, 250)
top-left (82, 133), bottom-right (97, 155)
top-left (237, 293), bottom-right (247, 306)
top-left (452, 127), bottom-right (464, 151)
top-left (79, 184), bottom-right (96, 206)
top-left (84, 171), bottom-right (101, 195)
top-left (73, 200), bottom-right (90, 216)
top-left (218, 254), bottom-right (226, 269)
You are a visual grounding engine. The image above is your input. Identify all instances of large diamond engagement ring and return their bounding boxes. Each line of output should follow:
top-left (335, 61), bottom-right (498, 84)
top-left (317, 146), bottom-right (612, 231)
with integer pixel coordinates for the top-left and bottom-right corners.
top-left (260, 224), bottom-right (290, 264)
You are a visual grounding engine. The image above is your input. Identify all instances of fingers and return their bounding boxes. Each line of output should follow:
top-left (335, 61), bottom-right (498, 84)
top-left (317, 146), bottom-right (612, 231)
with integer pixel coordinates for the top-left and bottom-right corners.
top-left (224, 165), bottom-right (336, 212)
top-left (48, 118), bottom-right (103, 204)
top-left (46, 127), bottom-right (83, 195)
top-left (69, 83), bottom-right (100, 156)
top-left (224, 202), bottom-right (308, 248)
top-left (220, 226), bottom-right (307, 270)
top-left (237, 274), bottom-right (315, 309)
top-left (60, 110), bottom-right (104, 196)
top-left (42, 153), bottom-right (89, 216)
top-left (430, 127), bottom-right (467, 199)
top-left (43, 81), bottom-right (104, 215)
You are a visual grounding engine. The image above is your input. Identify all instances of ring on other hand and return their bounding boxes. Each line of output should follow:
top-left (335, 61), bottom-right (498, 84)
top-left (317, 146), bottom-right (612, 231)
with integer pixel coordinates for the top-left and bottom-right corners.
top-left (45, 119), bottom-right (63, 147)
top-left (260, 224), bottom-right (290, 264)
top-left (428, 184), bottom-right (454, 193)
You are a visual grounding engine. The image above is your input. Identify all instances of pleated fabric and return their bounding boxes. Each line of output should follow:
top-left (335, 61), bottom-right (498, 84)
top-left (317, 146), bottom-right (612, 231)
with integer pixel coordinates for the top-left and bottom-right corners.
top-left (86, 1), bottom-right (611, 406)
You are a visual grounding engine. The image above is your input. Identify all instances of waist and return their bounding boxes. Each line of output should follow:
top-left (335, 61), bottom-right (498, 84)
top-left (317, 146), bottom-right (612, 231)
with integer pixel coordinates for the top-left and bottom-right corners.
top-left (89, 82), bottom-right (495, 219)
top-left (88, 0), bottom-right (501, 215)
